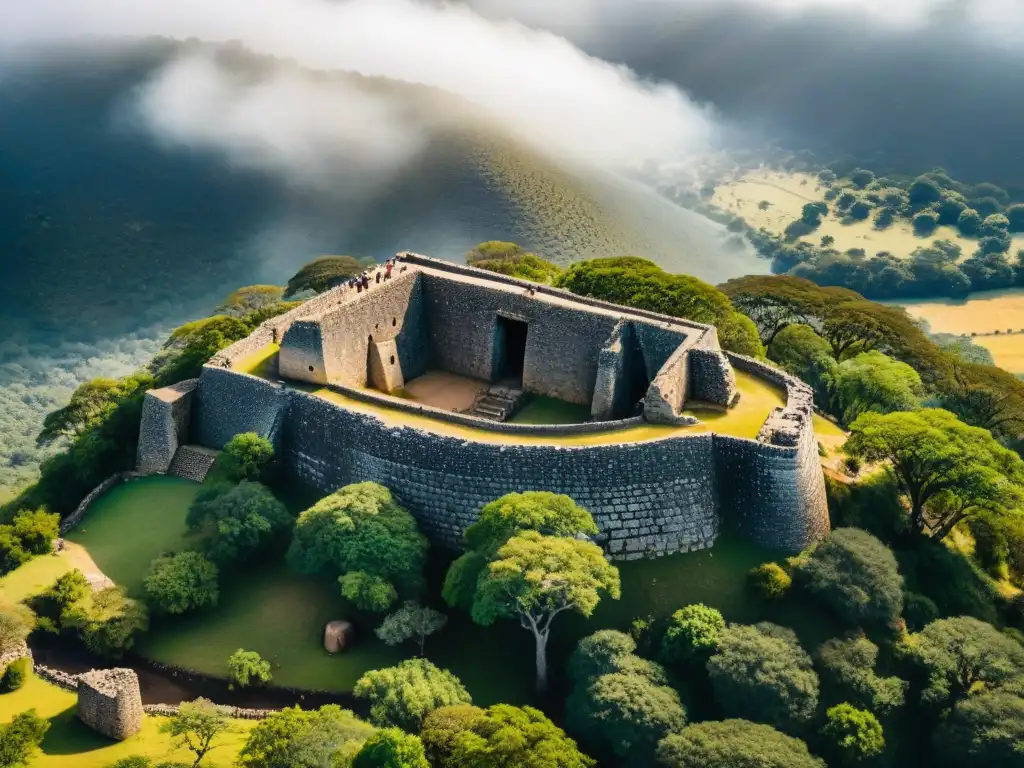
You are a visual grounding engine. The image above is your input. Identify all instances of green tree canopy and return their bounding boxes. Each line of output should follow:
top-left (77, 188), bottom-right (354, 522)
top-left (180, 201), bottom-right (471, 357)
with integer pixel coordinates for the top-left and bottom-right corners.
top-left (566, 672), bottom-right (687, 767)
top-left (422, 703), bottom-right (595, 768)
top-left (354, 659), bottom-right (471, 732)
top-left (237, 704), bottom-right (375, 768)
top-left (567, 629), bottom-right (669, 687)
top-left (464, 491), bottom-right (598, 555)
top-left (375, 602), bottom-right (447, 656)
top-left (219, 433), bottom-right (275, 483)
top-left (768, 324), bottom-right (834, 382)
top-left (660, 603), bottom-right (725, 668)
top-left (352, 728), bottom-right (429, 768)
top-left (468, 531), bottom-right (620, 693)
top-left (904, 616), bottom-right (1024, 709)
top-left (825, 351), bottom-right (922, 424)
top-left (227, 649), bottom-right (272, 689)
top-left (9, 510), bottom-right (59, 556)
top-left (0, 709), bottom-right (50, 768)
top-left (288, 482), bottom-right (428, 607)
top-left (159, 698), bottom-right (232, 768)
top-left (61, 586), bottom-right (148, 658)
top-left (214, 285), bottom-right (285, 317)
top-left (815, 636), bottom-right (906, 714)
top-left (820, 704), bottom-right (885, 766)
top-left (720, 275), bottom-right (858, 345)
top-left (707, 622), bottom-right (819, 732)
top-left (845, 409), bottom-right (1024, 538)
top-left (143, 551), bottom-right (219, 615)
top-left (655, 719), bottom-right (825, 768)
top-left (465, 241), bottom-right (562, 283)
top-left (186, 482), bottom-right (291, 565)
top-left (285, 255), bottom-right (365, 297)
top-left (151, 315), bottom-right (251, 385)
top-left (791, 528), bottom-right (904, 629)
top-left (932, 691), bottom-right (1024, 766)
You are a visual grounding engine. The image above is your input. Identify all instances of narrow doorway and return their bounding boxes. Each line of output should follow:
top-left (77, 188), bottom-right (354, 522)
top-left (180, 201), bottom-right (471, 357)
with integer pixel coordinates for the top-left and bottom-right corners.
top-left (494, 316), bottom-right (529, 382)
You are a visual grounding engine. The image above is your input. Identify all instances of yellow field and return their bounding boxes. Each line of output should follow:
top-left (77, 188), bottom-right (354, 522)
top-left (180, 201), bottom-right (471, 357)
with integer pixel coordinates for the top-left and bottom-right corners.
top-left (975, 335), bottom-right (1024, 374)
top-left (713, 170), bottom-right (1024, 260)
top-left (898, 289), bottom-right (1024, 335)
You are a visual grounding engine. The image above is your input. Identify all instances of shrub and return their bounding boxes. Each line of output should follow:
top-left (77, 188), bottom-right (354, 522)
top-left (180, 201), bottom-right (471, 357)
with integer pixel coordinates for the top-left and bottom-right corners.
top-left (61, 586), bottom-right (148, 657)
top-left (902, 591), bottom-right (939, 632)
top-left (707, 623), bottom-right (819, 732)
top-left (0, 529), bottom-right (30, 576)
top-left (0, 658), bottom-right (31, 692)
top-left (566, 672), bottom-right (686, 767)
top-left (354, 659), bottom-right (471, 732)
top-left (821, 704), bottom-right (884, 765)
top-left (227, 649), bottom-right (272, 689)
top-left (143, 552), bottom-right (219, 615)
top-left (375, 601), bottom-right (447, 656)
top-left (792, 528), bottom-right (904, 629)
top-left (932, 691), bottom-right (1024, 766)
top-left (237, 704), bottom-right (374, 768)
top-left (340, 571), bottom-right (398, 612)
top-left (219, 433), bottom-right (275, 483)
top-left (186, 481), bottom-right (291, 565)
top-left (10, 510), bottom-right (59, 556)
top-left (747, 563), bottom-right (792, 600)
top-left (0, 709), bottom-right (50, 767)
top-left (660, 604), bottom-right (725, 667)
top-left (842, 456), bottom-right (861, 476)
top-left (816, 636), bottom-right (907, 714)
top-left (352, 728), bottom-right (429, 768)
top-left (655, 719), bottom-right (825, 768)
top-left (913, 212), bottom-right (939, 236)
top-left (569, 630), bottom-right (667, 687)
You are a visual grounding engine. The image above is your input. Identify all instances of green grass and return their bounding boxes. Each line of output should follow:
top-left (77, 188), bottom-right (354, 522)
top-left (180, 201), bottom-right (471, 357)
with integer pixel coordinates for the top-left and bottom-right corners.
top-left (65, 475), bottom-right (203, 596)
top-left (0, 554), bottom-right (73, 606)
top-left (0, 674), bottom-right (254, 768)
top-left (511, 396), bottom-right (592, 425)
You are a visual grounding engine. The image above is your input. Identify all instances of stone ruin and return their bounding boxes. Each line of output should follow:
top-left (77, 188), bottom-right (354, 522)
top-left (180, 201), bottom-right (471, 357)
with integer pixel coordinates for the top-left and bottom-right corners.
top-left (76, 668), bottom-right (144, 740)
top-left (323, 620), bottom-right (356, 653)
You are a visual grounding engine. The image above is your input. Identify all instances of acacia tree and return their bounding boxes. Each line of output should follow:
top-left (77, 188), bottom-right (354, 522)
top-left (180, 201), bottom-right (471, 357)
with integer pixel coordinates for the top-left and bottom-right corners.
top-left (160, 698), bottom-right (232, 767)
top-left (469, 531), bottom-right (619, 694)
top-left (375, 602), bottom-right (447, 656)
top-left (845, 409), bottom-right (1024, 539)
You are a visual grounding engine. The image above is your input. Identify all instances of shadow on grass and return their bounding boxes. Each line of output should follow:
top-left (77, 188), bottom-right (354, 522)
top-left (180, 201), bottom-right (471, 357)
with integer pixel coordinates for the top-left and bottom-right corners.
top-left (41, 704), bottom-right (114, 756)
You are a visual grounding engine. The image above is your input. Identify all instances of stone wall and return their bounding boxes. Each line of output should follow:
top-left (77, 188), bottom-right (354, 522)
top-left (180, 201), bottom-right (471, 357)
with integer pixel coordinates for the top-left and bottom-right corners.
top-left (61, 472), bottom-right (140, 534)
top-left (284, 390), bottom-right (719, 558)
top-left (76, 668), bottom-right (144, 740)
top-left (193, 367), bottom-right (288, 450)
top-left (689, 348), bottom-right (738, 407)
top-left (136, 380), bottom-right (197, 473)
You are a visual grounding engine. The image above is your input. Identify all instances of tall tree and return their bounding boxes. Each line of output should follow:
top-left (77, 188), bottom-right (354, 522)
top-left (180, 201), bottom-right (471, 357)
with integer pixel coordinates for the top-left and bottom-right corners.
top-left (468, 531), bottom-right (620, 694)
top-left (845, 409), bottom-right (1024, 538)
top-left (720, 275), bottom-right (858, 345)
top-left (160, 698), bottom-right (232, 768)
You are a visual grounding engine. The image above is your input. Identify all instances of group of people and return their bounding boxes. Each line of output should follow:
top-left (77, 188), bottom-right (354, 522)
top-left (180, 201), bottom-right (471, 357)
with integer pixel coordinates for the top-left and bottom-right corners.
top-left (346, 257), bottom-right (406, 294)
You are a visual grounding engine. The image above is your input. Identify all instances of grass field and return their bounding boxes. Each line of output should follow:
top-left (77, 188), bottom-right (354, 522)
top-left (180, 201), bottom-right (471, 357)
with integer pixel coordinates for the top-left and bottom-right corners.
top-left (511, 396), bottom-right (593, 425)
top-left (0, 554), bottom-right (74, 606)
top-left (713, 170), bottom-right (1024, 260)
top-left (0, 674), bottom-right (254, 768)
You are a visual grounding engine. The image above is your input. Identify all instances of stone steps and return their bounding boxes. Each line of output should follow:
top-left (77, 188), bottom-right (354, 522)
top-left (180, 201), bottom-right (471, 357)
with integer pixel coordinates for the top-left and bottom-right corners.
top-left (168, 445), bottom-right (219, 483)
top-left (469, 386), bottom-right (526, 422)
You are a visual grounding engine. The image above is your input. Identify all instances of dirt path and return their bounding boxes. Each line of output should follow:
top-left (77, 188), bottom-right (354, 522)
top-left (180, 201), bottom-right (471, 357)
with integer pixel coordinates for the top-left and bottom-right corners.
top-left (61, 542), bottom-right (113, 589)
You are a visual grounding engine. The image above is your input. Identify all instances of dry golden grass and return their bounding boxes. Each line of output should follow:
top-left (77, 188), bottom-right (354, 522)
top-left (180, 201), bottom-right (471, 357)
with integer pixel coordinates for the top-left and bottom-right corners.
top-left (975, 334), bottom-right (1024, 374)
top-left (713, 170), bottom-right (1024, 260)
top-left (899, 289), bottom-right (1024, 335)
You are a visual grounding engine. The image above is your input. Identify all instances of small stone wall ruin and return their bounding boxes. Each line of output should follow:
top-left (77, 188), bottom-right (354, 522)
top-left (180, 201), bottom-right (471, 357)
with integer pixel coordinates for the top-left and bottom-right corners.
top-left (76, 668), bottom-right (144, 740)
top-left (137, 253), bottom-right (830, 556)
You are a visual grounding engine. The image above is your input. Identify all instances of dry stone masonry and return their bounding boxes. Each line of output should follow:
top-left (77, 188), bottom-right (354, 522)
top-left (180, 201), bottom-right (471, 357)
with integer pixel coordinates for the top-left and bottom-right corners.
top-left (76, 668), bottom-right (144, 740)
top-left (137, 253), bottom-right (830, 556)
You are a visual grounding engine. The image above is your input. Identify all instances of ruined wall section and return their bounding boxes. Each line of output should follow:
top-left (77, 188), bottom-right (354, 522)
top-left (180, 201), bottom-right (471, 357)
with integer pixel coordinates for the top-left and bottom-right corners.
top-left (76, 668), bottom-right (143, 741)
top-left (689, 348), bottom-right (738, 407)
top-left (283, 390), bottom-right (719, 559)
top-left (279, 271), bottom-right (428, 388)
top-left (193, 368), bottom-right (288, 450)
top-left (136, 379), bottom-right (197, 473)
top-left (591, 322), bottom-right (630, 421)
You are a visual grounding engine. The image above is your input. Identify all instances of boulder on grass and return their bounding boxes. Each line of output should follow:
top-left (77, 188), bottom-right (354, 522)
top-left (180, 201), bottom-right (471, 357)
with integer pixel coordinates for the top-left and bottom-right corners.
top-left (324, 620), bottom-right (355, 653)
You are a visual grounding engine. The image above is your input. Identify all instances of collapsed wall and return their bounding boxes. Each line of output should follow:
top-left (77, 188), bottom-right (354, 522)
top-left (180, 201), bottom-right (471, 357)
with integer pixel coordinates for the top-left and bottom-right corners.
top-left (136, 379), bottom-right (197, 473)
top-left (76, 668), bottom-right (144, 740)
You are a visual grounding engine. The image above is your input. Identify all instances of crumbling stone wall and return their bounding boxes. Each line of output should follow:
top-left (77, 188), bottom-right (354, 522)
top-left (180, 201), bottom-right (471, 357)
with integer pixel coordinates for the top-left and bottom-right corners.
top-left (136, 380), bottom-right (197, 473)
top-left (689, 348), bottom-right (738, 407)
top-left (76, 668), bottom-right (143, 740)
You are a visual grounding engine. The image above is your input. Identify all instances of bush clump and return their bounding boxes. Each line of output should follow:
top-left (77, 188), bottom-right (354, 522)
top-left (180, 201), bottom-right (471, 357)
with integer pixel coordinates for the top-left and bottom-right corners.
top-left (660, 604), bottom-right (725, 667)
top-left (747, 563), bottom-right (792, 601)
top-left (0, 657), bottom-right (31, 692)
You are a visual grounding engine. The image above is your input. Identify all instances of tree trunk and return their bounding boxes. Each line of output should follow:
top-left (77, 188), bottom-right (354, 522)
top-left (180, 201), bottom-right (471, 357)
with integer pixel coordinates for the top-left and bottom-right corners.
top-left (933, 511), bottom-right (967, 542)
top-left (533, 629), bottom-right (548, 695)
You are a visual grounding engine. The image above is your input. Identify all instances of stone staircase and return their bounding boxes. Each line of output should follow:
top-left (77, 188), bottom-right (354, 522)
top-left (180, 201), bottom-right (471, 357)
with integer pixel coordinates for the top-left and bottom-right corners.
top-left (168, 445), bottom-right (219, 483)
top-left (469, 385), bottom-right (527, 422)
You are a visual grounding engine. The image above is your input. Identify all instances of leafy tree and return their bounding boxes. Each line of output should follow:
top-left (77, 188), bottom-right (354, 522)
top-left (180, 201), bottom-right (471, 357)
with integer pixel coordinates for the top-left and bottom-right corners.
top-left (10, 510), bottom-right (59, 555)
top-left (655, 719), bottom-right (825, 768)
top-left (801, 202), bottom-right (828, 226)
top-left (873, 208), bottom-right (895, 230)
top-left (352, 728), bottom-right (429, 768)
top-left (957, 208), bottom-right (983, 236)
top-left (440, 551), bottom-right (487, 612)
top-left (215, 285), bottom-right (285, 317)
top-left (288, 482), bottom-right (428, 607)
top-left (151, 316), bottom-right (251, 385)
top-left (1006, 203), bottom-right (1024, 232)
top-left (354, 659), bottom-right (471, 732)
top-left (845, 409), bottom-right (1024, 538)
top-left (37, 377), bottom-right (142, 445)
top-left (815, 637), bottom-right (906, 714)
top-left (850, 169), bottom-right (875, 189)
top-left (909, 178), bottom-right (943, 207)
top-left (821, 235), bottom-right (836, 247)
top-left (721, 275), bottom-right (858, 345)
top-left (747, 563), bottom-right (792, 600)
top-left (913, 212), bottom-right (939, 236)
top-left (820, 704), bottom-right (884, 765)
top-left (660, 603), bottom-right (725, 667)
top-left (932, 691), bottom-right (1024, 766)
top-left (768, 324), bottom-right (833, 380)
top-left (791, 528), bottom-right (904, 629)
top-left (237, 704), bottom-right (375, 768)
top-left (820, 302), bottom-right (908, 360)
top-left (0, 709), bottom-right (49, 768)
top-left (848, 201), bottom-right (872, 221)
top-left (159, 698), bottom-right (232, 767)
top-left (566, 672), bottom-right (686, 767)
top-left (340, 572), bottom-right (397, 612)
top-left (227, 649), bottom-right (272, 689)
top-left (465, 242), bottom-right (562, 283)
top-left (825, 351), bottom-right (922, 424)
top-left (144, 552), bottom-right (219, 615)
top-left (707, 622), bottom-right (819, 732)
top-left (717, 312), bottom-right (767, 358)
top-left (187, 482), bottom-right (291, 564)
top-left (285, 255), bottom-right (365, 297)
top-left (375, 602), bottom-right (447, 656)
top-left (468, 531), bottom-right (620, 693)
top-left (555, 258), bottom-right (735, 330)
top-left (29, 569), bottom-right (87, 634)
top-left (61, 586), bottom-right (148, 657)
top-left (568, 630), bottom-right (667, 687)
top-left (936, 193), bottom-right (968, 226)
top-left (422, 703), bottom-right (595, 768)
top-left (463, 492), bottom-right (598, 555)
top-left (220, 433), bottom-right (275, 483)
top-left (0, 658), bottom-right (30, 693)
top-left (903, 616), bottom-right (1024, 709)
top-left (0, 530), bottom-right (30, 576)
top-left (902, 591), bottom-right (939, 632)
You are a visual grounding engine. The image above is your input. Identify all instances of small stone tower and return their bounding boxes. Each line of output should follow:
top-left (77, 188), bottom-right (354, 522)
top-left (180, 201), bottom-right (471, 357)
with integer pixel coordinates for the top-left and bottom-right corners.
top-left (76, 668), bottom-right (144, 740)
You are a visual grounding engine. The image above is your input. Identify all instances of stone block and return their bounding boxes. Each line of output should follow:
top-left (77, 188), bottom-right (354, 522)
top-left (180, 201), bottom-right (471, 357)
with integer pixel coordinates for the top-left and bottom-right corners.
top-left (77, 668), bottom-right (143, 741)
